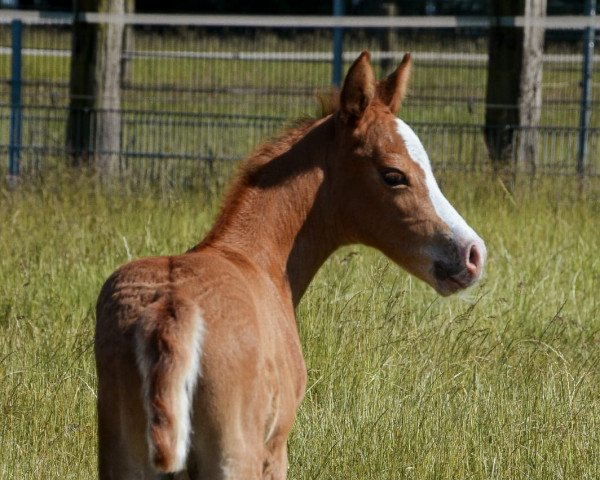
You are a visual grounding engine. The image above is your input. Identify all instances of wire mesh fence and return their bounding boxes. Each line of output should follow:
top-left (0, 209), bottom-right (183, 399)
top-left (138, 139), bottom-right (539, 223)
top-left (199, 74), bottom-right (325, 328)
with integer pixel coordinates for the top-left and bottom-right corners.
top-left (0, 11), bottom-right (598, 185)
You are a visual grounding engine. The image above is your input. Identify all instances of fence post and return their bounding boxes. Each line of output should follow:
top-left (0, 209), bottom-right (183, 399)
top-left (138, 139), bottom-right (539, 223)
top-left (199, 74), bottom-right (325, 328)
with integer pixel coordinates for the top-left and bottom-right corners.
top-left (332, 0), bottom-right (344, 87)
top-left (9, 19), bottom-right (23, 178)
top-left (380, 3), bottom-right (397, 74)
top-left (577, 0), bottom-right (596, 176)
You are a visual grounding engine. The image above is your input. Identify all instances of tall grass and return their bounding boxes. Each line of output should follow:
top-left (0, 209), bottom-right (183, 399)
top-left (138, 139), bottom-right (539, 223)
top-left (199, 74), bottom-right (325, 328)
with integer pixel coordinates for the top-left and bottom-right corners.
top-left (0, 174), bottom-right (599, 478)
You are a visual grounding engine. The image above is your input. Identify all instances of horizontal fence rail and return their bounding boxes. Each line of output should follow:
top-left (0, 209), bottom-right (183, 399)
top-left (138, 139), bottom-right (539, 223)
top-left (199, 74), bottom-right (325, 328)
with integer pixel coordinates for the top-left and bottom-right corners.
top-left (1, 46), bottom-right (599, 64)
top-left (1, 10), bottom-right (600, 29)
top-left (0, 10), bottom-right (598, 184)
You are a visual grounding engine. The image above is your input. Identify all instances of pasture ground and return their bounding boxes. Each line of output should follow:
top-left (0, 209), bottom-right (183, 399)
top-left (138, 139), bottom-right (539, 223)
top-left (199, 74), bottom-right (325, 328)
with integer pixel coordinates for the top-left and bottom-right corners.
top-left (1, 172), bottom-right (600, 479)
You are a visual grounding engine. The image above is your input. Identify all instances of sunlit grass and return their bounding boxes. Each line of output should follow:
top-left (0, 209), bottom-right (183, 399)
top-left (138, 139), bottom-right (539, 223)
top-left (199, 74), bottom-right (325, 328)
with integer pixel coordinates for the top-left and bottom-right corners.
top-left (0, 174), bottom-right (599, 478)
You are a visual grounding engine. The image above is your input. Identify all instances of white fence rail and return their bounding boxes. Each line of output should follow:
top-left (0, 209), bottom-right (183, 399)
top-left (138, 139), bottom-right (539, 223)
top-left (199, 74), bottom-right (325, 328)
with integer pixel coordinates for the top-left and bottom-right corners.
top-left (0, 46), bottom-right (598, 65)
top-left (0, 10), bottom-right (599, 29)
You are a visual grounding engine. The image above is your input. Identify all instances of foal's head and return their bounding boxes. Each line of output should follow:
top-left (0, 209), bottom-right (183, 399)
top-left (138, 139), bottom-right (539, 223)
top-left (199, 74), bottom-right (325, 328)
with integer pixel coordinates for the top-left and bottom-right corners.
top-left (330, 51), bottom-right (486, 295)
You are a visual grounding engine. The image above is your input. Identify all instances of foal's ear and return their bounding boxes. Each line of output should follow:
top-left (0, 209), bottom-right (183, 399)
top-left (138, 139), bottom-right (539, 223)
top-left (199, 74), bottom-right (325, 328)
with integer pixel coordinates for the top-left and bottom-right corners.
top-left (377, 52), bottom-right (412, 113)
top-left (339, 51), bottom-right (376, 125)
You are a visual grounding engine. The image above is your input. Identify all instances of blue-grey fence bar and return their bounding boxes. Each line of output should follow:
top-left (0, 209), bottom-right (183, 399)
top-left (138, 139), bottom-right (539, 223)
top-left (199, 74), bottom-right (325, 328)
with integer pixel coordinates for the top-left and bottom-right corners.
top-left (578, 0), bottom-right (597, 174)
top-left (332, 0), bottom-right (344, 87)
top-left (8, 19), bottom-right (22, 177)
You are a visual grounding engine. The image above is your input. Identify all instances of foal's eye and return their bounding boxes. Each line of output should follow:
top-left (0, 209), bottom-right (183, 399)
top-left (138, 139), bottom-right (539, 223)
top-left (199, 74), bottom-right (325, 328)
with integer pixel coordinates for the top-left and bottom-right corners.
top-left (381, 169), bottom-right (409, 188)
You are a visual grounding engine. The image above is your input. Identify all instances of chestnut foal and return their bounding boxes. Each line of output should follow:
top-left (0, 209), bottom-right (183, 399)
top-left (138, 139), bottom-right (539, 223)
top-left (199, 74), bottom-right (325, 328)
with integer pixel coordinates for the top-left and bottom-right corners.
top-left (95, 51), bottom-right (486, 479)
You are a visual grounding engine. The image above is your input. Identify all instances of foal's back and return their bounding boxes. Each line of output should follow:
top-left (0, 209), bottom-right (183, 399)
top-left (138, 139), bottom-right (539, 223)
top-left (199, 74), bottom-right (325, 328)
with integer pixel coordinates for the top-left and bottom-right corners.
top-left (96, 249), bottom-right (305, 479)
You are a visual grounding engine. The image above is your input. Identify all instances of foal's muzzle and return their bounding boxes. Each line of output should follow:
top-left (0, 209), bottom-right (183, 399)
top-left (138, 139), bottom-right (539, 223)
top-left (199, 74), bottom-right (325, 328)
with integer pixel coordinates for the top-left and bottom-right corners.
top-left (433, 239), bottom-right (486, 295)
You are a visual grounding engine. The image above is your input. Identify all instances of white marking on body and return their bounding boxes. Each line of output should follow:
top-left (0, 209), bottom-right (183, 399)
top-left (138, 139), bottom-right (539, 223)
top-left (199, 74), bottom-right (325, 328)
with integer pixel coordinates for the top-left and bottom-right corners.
top-left (135, 306), bottom-right (205, 472)
top-left (394, 118), bottom-right (482, 244)
top-left (175, 309), bottom-right (205, 470)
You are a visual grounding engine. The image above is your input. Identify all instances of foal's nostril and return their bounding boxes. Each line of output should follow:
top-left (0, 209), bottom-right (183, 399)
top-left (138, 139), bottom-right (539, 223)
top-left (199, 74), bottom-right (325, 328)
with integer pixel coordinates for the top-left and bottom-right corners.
top-left (468, 244), bottom-right (479, 267)
top-left (433, 240), bottom-right (486, 287)
top-left (465, 243), bottom-right (484, 278)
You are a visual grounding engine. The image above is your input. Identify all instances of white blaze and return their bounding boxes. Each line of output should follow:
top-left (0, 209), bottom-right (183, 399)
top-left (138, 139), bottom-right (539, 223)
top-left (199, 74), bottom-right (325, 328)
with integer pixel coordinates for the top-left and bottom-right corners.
top-left (394, 118), bottom-right (482, 245)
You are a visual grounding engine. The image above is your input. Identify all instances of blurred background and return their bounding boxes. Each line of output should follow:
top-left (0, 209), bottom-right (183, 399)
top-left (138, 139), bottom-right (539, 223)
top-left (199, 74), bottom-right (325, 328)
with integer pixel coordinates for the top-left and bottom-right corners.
top-left (0, 0), bottom-right (598, 186)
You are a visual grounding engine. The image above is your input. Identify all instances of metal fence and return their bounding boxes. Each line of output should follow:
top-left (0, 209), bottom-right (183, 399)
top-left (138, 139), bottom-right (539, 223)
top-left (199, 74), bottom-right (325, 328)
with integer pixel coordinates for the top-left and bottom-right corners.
top-left (0, 10), bottom-right (598, 184)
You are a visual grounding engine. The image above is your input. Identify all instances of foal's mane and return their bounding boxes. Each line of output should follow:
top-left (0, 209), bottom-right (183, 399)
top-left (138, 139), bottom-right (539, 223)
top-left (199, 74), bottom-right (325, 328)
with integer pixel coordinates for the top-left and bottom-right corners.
top-left (232, 88), bottom-right (340, 186)
top-left (195, 91), bottom-right (339, 250)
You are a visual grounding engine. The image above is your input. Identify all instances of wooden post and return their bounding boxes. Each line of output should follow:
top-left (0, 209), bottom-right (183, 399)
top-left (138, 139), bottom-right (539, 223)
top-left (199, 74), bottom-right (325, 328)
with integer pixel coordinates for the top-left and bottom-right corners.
top-left (95, 0), bottom-right (125, 179)
top-left (484, 0), bottom-right (547, 174)
top-left (120, 0), bottom-right (135, 86)
top-left (66, 0), bottom-right (125, 179)
top-left (517, 0), bottom-right (547, 173)
top-left (66, 0), bottom-right (97, 166)
top-left (380, 3), bottom-right (397, 74)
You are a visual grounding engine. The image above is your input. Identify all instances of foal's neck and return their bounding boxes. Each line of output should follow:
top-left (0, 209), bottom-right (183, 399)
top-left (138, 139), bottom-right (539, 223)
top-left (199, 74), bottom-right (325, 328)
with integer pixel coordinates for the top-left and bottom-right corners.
top-left (195, 116), bottom-right (343, 308)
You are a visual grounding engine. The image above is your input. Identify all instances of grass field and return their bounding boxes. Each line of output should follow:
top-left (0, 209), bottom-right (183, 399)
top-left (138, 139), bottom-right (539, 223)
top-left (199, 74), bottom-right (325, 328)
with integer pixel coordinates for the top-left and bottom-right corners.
top-left (1, 171), bottom-right (599, 479)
